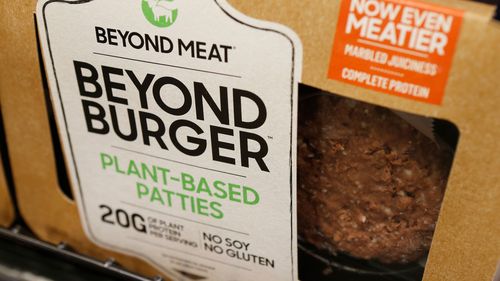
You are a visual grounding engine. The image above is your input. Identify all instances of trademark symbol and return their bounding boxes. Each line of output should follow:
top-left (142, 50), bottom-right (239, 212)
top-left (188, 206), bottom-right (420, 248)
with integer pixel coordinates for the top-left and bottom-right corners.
top-left (267, 136), bottom-right (274, 140)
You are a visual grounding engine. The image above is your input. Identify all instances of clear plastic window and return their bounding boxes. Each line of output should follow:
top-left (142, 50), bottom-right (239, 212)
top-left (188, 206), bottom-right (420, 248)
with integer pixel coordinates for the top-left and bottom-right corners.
top-left (297, 84), bottom-right (458, 281)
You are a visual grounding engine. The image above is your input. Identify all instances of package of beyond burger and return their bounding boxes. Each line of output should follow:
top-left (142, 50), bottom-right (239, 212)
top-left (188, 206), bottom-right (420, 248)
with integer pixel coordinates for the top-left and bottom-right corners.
top-left (0, 0), bottom-right (499, 281)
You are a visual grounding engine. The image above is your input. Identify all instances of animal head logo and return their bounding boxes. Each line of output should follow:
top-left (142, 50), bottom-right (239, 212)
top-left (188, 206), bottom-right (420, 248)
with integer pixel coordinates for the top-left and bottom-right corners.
top-left (142, 0), bottom-right (178, 28)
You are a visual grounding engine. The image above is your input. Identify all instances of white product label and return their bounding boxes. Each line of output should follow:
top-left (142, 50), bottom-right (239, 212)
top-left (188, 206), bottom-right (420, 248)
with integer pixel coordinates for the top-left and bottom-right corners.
top-left (36, 1), bottom-right (301, 281)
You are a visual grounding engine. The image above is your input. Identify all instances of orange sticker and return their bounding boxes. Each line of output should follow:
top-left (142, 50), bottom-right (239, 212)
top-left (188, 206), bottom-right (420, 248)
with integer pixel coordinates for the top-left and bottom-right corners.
top-left (328, 0), bottom-right (464, 105)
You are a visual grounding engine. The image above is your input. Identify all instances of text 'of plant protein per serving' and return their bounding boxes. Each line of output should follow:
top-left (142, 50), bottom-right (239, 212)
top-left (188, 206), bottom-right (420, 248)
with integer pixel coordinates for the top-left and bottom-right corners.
top-left (36, 1), bottom-right (302, 280)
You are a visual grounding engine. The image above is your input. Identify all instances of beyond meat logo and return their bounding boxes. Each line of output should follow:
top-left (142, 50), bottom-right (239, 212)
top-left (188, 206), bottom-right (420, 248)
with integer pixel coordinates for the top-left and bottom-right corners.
top-left (142, 0), bottom-right (178, 28)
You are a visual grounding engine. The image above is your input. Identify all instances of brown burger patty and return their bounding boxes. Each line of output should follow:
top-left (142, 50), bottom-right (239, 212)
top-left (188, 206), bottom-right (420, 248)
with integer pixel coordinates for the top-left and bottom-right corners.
top-left (297, 94), bottom-right (452, 264)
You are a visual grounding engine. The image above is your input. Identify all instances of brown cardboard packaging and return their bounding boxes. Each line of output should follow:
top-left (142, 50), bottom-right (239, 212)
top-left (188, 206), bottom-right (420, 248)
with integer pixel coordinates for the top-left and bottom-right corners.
top-left (0, 148), bottom-right (14, 228)
top-left (229, 2), bottom-right (500, 281)
top-left (0, 0), bottom-right (499, 281)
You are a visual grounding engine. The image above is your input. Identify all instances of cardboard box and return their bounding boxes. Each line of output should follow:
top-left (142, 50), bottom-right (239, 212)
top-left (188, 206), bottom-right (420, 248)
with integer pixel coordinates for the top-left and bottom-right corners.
top-left (0, 0), bottom-right (499, 280)
top-left (229, 1), bottom-right (500, 280)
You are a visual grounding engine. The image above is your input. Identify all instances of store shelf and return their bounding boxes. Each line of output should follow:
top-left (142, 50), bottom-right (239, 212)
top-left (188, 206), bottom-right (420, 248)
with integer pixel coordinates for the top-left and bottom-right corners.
top-left (0, 226), bottom-right (158, 281)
